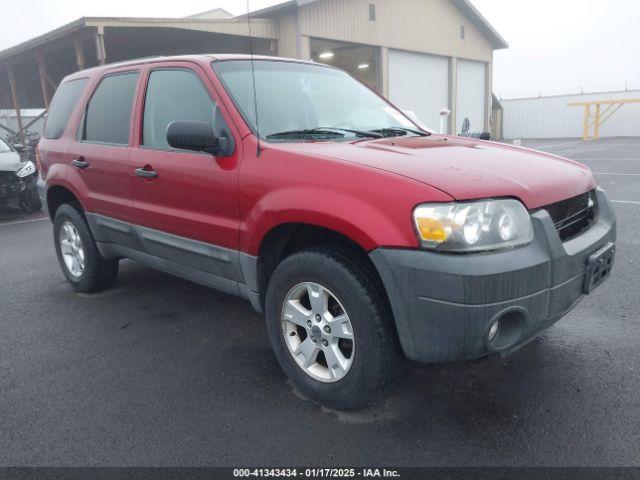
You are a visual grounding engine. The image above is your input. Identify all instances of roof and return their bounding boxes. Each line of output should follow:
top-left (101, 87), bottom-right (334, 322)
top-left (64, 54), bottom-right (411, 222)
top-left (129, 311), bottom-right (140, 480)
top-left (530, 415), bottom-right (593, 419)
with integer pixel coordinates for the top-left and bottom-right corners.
top-left (244, 0), bottom-right (508, 49)
top-left (450, 0), bottom-right (508, 49)
top-left (185, 8), bottom-right (233, 20)
top-left (0, 0), bottom-right (506, 63)
top-left (501, 88), bottom-right (640, 102)
top-left (0, 16), bottom-right (278, 62)
top-left (62, 54), bottom-right (315, 81)
top-left (242, 0), bottom-right (509, 50)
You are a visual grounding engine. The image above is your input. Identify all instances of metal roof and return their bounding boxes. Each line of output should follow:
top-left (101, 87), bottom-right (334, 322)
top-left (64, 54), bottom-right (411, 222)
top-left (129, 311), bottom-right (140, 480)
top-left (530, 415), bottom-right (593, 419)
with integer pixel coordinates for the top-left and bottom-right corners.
top-left (0, 0), bottom-right (507, 63)
top-left (244, 0), bottom-right (508, 49)
top-left (0, 16), bottom-right (278, 62)
top-left (450, 0), bottom-right (508, 49)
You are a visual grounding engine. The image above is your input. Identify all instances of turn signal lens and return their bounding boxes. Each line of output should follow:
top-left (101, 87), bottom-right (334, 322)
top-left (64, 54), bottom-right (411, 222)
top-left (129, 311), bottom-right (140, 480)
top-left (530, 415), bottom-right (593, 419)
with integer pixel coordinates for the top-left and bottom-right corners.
top-left (416, 217), bottom-right (448, 243)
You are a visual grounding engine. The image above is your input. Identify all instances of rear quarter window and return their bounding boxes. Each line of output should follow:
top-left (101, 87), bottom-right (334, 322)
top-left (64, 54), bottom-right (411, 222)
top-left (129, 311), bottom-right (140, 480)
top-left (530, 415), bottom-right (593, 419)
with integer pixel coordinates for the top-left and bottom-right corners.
top-left (43, 78), bottom-right (89, 140)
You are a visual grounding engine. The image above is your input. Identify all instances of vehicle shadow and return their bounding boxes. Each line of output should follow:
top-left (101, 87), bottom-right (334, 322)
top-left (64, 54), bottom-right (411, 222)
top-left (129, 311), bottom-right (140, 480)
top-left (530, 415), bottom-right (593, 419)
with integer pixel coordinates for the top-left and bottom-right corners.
top-left (0, 204), bottom-right (47, 224)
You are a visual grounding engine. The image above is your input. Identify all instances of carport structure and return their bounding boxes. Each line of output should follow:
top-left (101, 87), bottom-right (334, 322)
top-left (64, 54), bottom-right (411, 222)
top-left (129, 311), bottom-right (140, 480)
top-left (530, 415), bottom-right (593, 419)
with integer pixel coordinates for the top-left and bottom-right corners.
top-left (0, 16), bottom-right (277, 143)
top-left (1, 0), bottom-right (508, 143)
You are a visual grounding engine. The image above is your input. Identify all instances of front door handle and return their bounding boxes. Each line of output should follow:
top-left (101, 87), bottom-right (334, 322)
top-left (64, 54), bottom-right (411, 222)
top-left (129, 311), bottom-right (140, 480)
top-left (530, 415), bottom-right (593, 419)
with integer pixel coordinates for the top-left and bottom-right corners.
top-left (72, 158), bottom-right (89, 169)
top-left (135, 167), bottom-right (158, 179)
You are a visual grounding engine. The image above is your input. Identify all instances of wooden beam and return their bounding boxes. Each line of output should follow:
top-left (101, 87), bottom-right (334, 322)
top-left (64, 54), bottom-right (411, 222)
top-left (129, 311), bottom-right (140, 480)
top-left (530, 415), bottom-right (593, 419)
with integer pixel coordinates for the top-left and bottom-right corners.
top-left (35, 49), bottom-right (50, 108)
top-left (582, 105), bottom-right (590, 141)
top-left (95, 26), bottom-right (106, 65)
top-left (72, 35), bottom-right (86, 71)
top-left (593, 104), bottom-right (601, 140)
top-left (570, 98), bottom-right (640, 140)
top-left (46, 73), bottom-right (57, 91)
top-left (5, 64), bottom-right (25, 145)
top-left (568, 98), bottom-right (640, 107)
top-left (0, 123), bottom-right (17, 135)
top-left (23, 109), bottom-right (48, 131)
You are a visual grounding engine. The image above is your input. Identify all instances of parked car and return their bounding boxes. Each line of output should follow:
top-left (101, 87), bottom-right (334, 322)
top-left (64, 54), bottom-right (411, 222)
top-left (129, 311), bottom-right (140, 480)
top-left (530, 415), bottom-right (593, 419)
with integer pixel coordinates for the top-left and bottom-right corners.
top-left (0, 137), bottom-right (41, 212)
top-left (458, 117), bottom-right (491, 140)
top-left (38, 55), bottom-right (616, 409)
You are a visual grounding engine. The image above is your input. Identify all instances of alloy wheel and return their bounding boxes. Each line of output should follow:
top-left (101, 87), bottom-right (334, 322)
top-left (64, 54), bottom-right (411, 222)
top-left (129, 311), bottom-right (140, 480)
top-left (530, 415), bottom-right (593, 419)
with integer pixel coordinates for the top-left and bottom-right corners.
top-left (59, 221), bottom-right (85, 278)
top-left (281, 282), bottom-right (355, 383)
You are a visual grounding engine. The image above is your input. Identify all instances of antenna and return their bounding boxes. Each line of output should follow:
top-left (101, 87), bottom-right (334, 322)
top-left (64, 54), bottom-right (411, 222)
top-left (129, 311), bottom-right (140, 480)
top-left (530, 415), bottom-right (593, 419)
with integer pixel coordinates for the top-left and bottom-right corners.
top-left (247, 0), bottom-right (262, 157)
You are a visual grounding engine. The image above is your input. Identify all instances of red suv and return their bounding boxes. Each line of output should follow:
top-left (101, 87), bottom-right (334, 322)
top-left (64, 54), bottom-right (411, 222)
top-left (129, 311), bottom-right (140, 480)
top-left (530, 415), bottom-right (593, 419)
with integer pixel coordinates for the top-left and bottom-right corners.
top-left (38, 55), bottom-right (616, 409)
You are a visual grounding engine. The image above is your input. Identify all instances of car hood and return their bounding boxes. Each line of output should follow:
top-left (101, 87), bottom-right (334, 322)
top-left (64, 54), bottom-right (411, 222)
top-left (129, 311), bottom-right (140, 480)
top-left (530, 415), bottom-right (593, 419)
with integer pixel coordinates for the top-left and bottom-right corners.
top-left (0, 151), bottom-right (22, 172)
top-left (275, 135), bottom-right (597, 209)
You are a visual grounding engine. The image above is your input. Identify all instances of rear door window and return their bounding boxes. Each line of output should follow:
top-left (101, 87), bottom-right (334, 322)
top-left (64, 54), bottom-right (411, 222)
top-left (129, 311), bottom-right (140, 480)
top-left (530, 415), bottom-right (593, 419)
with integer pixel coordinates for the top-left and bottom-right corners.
top-left (43, 78), bottom-right (88, 139)
top-left (142, 69), bottom-right (217, 149)
top-left (81, 72), bottom-right (139, 145)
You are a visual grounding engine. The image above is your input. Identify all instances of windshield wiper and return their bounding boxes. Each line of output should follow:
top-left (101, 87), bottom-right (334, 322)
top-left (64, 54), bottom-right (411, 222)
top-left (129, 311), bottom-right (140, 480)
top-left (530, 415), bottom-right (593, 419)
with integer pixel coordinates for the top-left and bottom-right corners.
top-left (370, 127), bottom-right (431, 138)
top-left (266, 127), bottom-right (383, 140)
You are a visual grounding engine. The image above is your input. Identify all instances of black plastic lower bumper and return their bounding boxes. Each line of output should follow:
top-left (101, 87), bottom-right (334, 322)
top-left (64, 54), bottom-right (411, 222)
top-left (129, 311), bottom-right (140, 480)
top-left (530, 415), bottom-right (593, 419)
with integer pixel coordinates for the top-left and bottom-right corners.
top-left (0, 175), bottom-right (36, 205)
top-left (370, 188), bottom-right (617, 364)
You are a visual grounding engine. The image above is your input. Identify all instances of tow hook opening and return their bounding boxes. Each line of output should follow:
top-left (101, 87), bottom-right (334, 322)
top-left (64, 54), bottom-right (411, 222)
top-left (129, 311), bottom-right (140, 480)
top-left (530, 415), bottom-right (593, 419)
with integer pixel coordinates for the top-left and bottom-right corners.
top-left (486, 307), bottom-right (528, 351)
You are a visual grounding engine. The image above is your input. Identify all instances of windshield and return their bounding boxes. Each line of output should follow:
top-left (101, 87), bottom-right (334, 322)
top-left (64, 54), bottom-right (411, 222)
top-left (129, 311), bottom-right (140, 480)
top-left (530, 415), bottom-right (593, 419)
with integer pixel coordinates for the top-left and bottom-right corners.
top-left (0, 138), bottom-right (11, 153)
top-left (213, 60), bottom-right (422, 141)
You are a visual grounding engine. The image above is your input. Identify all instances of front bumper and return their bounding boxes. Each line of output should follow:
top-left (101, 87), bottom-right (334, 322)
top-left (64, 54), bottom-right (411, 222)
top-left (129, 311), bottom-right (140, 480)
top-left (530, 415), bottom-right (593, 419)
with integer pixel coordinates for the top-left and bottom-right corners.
top-left (0, 174), bottom-right (36, 205)
top-left (370, 188), bottom-right (617, 364)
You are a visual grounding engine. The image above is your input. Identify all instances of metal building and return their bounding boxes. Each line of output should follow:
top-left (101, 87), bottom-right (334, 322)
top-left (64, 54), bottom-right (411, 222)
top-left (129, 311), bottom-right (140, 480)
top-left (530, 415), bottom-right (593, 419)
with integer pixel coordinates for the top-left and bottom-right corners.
top-left (502, 89), bottom-right (640, 139)
top-left (0, 0), bottom-right (507, 142)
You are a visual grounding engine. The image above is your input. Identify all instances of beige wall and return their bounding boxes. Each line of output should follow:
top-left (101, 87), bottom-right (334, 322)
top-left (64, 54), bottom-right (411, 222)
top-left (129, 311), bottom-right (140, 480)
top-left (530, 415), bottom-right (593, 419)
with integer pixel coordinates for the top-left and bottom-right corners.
top-left (296, 0), bottom-right (494, 62)
top-left (272, 0), bottom-right (496, 130)
top-left (277, 11), bottom-right (299, 58)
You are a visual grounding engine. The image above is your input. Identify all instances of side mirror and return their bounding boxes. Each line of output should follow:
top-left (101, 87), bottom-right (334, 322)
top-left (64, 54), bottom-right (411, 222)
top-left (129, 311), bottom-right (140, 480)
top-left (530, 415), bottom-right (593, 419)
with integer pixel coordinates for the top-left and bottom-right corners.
top-left (13, 143), bottom-right (26, 153)
top-left (166, 121), bottom-right (228, 155)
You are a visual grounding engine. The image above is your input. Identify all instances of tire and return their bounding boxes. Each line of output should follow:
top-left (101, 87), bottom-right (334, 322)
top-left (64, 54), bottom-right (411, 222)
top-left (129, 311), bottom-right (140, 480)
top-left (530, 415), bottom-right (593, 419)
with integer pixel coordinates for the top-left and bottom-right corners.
top-left (265, 247), bottom-right (399, 410)
top-left (20, 185), bottom-right (42, 213)
top-left (53, 204), bottom-right (119, 293)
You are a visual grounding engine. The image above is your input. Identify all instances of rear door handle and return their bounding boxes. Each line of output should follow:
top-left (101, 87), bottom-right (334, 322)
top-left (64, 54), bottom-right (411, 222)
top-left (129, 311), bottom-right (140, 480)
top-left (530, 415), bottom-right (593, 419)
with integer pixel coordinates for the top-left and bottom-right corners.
top-left (72, 158), bottom-right (89, 169)
top-left (135, 167), bottom-right (158, 179)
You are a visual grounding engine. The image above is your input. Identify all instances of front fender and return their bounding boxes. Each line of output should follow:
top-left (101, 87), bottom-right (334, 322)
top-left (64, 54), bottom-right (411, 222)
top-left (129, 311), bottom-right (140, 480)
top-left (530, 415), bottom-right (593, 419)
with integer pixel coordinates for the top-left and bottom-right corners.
top-left (242, 186), bottom-right (420, 255)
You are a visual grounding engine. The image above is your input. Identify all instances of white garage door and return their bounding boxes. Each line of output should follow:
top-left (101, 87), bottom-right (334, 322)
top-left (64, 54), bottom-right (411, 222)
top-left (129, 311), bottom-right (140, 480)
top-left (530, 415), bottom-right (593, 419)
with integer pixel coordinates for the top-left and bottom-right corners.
top-left (389, 50), bottom-right (449, 132)
top-left (456, 60), bottom-right (486, 134)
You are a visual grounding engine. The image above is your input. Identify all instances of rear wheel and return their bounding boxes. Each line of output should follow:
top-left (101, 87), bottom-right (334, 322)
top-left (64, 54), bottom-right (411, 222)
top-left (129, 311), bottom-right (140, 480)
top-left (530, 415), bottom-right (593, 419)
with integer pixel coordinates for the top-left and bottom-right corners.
top-left (53, 204), bottom-right (119, 293)
top-left (265, 247), bottom-right (399, 410)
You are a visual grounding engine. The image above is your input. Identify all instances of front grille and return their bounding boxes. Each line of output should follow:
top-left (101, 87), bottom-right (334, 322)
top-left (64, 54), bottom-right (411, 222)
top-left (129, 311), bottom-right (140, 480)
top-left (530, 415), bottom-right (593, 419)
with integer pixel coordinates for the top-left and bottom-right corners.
top-left (543, 189), bottom-right (597, 242)
top-left (0, 171), bottom-right (19, 186)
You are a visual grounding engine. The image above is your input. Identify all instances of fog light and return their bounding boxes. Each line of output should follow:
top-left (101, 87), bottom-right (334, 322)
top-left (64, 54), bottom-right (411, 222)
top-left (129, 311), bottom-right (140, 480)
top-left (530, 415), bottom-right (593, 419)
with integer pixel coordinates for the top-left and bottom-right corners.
top-left (488, 321), bottom-right (499, 342)
top-left (486, 307), bottom-right (528, 351)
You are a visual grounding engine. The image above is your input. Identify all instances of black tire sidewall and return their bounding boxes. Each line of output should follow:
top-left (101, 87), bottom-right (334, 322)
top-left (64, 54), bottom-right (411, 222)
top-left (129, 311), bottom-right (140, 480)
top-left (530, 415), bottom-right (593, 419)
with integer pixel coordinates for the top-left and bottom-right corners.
top-left (53, 204), bottom-right (116, 292)
top-left (265, 249), bottom-right (391, 409)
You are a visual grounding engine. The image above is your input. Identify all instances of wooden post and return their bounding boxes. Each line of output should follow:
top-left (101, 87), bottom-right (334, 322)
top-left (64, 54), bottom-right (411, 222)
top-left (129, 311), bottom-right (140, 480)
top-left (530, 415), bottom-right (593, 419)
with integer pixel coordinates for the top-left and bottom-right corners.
top-left (46, 74), bottom-right (57, 92)
top-left (73, 35), bottom-right (86, 71)
top-left (593, 103), bottom-right (601, 140)
top-left (484, 62), bottom-right (493, 132)
top-left (582, 104), bottom-right (590, 140)
top-left (6, 64), bottom-right (25, 145)
top-left (95, 26), bottom-right (106, 65)
top-left (379, 47), bottom-right (389, 98)
top-left (35, 50), bottom-right (50, 109)
top-left (449, 57), bottom-right (458, 135)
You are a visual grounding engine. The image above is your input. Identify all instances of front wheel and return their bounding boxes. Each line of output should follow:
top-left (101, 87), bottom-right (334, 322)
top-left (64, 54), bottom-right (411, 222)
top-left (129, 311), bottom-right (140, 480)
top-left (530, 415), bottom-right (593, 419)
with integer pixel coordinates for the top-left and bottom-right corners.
top-left (265, 247), bottom-right (399, 410)
top-left (53, 204), bottom-right (119, 293)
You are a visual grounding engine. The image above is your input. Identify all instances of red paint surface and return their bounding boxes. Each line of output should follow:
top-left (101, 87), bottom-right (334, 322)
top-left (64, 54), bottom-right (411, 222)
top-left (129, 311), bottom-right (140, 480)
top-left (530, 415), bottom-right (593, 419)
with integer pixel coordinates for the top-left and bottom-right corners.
top-left (40, 55), bottom-right (598, 256)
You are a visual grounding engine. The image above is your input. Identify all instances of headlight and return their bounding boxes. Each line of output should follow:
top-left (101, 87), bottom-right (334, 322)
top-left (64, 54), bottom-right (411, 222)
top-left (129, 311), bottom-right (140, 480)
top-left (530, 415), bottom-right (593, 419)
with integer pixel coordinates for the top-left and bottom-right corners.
top-left (413, 199), bottom-right (534, 252)
top-left (16, 161), bottom-right (36, 178)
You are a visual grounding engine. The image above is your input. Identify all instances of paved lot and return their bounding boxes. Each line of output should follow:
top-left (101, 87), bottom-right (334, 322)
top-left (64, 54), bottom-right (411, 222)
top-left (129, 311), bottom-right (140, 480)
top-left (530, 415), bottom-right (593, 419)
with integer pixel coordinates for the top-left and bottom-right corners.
top-left (1, 138), bottom-right (639, 467)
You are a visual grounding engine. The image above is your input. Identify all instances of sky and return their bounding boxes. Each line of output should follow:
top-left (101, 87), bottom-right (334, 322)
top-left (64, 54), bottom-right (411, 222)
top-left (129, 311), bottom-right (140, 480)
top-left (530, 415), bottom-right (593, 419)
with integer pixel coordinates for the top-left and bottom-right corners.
top-left (1, 0), bottom-right (638, 99)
